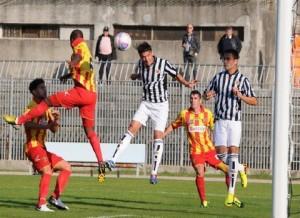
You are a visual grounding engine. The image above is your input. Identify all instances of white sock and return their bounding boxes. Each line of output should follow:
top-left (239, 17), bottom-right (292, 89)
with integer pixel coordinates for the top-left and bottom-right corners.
top-left (228, 153), bottom-right (239, 195)
top-left (111, 131), bottom-right (134, 163)
top-left (217, 153), bottom-right (228, 164)
top-left (238, 163), bottom-right (245, 173)
top-left (151, 139), bottom-right (164, 175)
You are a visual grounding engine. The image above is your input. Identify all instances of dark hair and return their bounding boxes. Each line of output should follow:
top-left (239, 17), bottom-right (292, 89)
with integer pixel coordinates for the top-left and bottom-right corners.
top-left (226, 26), bottom-right (233, 30)
top-left (70, 29), bottom-right (83, 41)
top-left (137, 42), bottom-right (152, 54)
top-left (29, 78), bottom-right (45, 93)
top-left (190, 90), bottom-right (201, 98)
top-left (223, 49), bottom-right (239, 59)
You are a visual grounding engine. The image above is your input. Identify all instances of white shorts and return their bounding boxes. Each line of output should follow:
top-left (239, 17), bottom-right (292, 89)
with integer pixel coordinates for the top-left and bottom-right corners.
top-left (214, 119), bottom-right (241, 147)
top-left (132, 101), bottom-right (169, 132)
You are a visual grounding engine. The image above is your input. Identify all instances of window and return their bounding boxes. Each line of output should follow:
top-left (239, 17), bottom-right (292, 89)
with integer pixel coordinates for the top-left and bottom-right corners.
top-left (2, 24), bottom-right (59, 38)
top-left (113, 25), bottom-right (244, 42)
top-left (201, 26), bottom-right (244, 41)
top-left (114, 25), bottom-right (151, 40)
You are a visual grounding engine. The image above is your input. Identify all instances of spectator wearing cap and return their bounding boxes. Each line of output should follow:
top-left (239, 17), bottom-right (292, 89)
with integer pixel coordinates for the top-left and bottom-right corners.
top-left (217, 26), bottom-right (242, 59)
top-left (95, 26), bottom-right (117, 81)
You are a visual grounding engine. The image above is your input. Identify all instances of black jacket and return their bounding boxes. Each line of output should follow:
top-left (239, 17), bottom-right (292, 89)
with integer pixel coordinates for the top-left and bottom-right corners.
top-left (182, 33), bottom-right (200, 56)
top-left (217, 34), bottom-right (242, 56)
top-left (95, 34), bottom-right (117, 60)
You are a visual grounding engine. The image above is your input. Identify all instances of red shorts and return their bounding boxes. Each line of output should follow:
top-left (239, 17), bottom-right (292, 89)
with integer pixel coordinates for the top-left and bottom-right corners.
top-left (190, 150), bottom-right (221, 169)
top-left (49, 86), bottom-right (96, 127)
top-left (26, 146), bottom-right (63, 171)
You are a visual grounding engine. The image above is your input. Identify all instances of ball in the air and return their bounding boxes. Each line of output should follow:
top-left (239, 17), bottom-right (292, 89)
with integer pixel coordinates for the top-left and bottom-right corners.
top-left (114, 32), bottom-right (132, 51)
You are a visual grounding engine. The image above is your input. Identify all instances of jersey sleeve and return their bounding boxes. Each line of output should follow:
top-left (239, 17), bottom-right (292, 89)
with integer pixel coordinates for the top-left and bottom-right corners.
top-left (241, 77), bottom-right (256, 97)
top-left (171, 111), bottom-right (184, 129)
top-left (165, 60), bottom-right (178, 78)
top-left (205, 74), bottom-right (218, 93)
top-left (207, 110), bottom-right (214, 130)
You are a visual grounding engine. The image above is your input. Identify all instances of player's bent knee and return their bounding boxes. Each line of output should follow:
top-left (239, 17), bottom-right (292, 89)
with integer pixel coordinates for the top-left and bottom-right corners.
top-left (40, 166), bottom-right (53, 175)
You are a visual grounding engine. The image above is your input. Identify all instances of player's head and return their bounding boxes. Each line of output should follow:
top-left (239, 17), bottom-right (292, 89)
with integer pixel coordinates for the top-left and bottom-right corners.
top-left (225, 26), bottom-right (233, 36)
top-left (103, 26), bottom-right (109, 36)
top-left (223, 49), bottom-right (239, 71)
top-left (137, 42), bottom-right (154, 67)
top-left (186, 24), bottom-right (194, 34)
top-left (29, 78), bottom-right (47, 100)
top-left (70, 29), bottom-right (83, 43)
top-left (190, 90), bottom-right (202, 109)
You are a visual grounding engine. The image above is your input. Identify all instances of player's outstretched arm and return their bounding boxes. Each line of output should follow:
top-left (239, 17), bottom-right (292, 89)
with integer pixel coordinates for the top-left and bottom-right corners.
top-left (175, 73), bottom-right (197, 88)
top-left (162, 125), bottom-right (174, 139)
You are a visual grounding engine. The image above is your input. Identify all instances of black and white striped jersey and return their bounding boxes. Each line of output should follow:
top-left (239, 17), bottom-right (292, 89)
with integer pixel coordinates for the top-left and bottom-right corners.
top-left (205, 70), bottom-right (256, 121)
top-left (136, 56), bottom-right (177, 103)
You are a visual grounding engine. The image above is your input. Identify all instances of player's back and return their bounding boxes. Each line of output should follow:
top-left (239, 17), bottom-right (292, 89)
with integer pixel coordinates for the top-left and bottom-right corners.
top-left (71, 38), bottom-right (95, 92)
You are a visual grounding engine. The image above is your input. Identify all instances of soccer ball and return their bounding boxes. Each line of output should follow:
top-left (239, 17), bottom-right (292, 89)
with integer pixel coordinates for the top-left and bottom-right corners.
top-left (114, 32), bottom-right (132, 51)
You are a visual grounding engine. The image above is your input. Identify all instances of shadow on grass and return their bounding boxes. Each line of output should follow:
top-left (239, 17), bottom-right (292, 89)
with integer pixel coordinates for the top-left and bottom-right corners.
top-left (0, 199), bottom-right (33, 209)
top-left (65, 199), bottom-right (235, 217)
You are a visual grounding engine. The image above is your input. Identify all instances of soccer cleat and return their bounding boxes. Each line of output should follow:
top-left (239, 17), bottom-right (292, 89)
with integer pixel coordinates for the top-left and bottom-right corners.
top-left (48, 196), bottom-right (69, 210)
top-left (105, 160), bottom-right (116, 171)
top-left (35, 204), bottom-right (54, 212)
top-left (233, 196), bottom-right (245, 208)
top-left (224, 193), bottom-right (234, 207)
top-left (201, 200), bottom-right (208, 208)
top-left (150, 174), bottom-right (158, 184)
top-left (3, 114), bottom-right (18, 125)
top-left (239, 164), bottom-right (248, 188)
top-left (98, 162), bottom-right (106, 183)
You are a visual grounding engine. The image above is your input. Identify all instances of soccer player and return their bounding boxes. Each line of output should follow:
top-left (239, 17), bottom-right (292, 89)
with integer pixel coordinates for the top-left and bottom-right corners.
top-left (24, 78), bottom-right (71, 212)
top-left (106, 42), bottom-right (197, 184)
top-left (163, 90), bottom-right (244, 208)
top-left (204, 49), bottom-right (257, 206)
top-left (3, 30), bottom-right (106, 182)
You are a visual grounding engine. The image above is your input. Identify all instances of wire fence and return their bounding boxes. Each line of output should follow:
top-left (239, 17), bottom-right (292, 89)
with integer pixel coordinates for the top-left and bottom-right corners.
top-left (1, 61), bottom-right (299, 171)
top-left (0, 60), bottom-right (274, 86)
top-left (0, 78), bottom-right (294, 171)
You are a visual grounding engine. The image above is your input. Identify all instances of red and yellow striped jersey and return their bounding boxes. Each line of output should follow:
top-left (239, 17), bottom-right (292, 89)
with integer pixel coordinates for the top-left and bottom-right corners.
top-left (24, 100), bottom-right (54, 152)
top-left (171, 107), bottom-right (215, 155)
top-left (71, 38), bottom-right (96, 92)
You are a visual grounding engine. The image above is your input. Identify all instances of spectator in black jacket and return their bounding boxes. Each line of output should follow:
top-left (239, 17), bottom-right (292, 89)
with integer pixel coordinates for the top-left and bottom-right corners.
top-left (182, 24), bottom-right (200, 81)
top-left (217, 26), bottom-right (242, 59)
top-left (95, 26), bottom-right (117, 81)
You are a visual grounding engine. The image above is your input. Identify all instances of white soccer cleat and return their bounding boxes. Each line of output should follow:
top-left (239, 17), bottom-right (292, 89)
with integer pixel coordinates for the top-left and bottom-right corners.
top-left (48, 196), bottom-right (69, 210)
top-left (36, 204), bottom-right (54, 212)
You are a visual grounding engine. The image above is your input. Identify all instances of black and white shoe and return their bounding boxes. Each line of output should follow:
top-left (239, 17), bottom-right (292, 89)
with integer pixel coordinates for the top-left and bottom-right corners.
top-left (48, 196), bottom-right (69, 210)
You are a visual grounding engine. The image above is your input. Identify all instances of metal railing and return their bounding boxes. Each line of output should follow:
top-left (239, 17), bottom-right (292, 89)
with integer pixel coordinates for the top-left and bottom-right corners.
top-left (1, 78), bottom-right (298, 171)
top-left (0, 60), bottom-right (275, 86)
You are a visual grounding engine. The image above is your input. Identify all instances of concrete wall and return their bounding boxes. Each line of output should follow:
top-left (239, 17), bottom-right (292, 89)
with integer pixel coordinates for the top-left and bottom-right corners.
top-left (0, 0), bottom-right (276, 65)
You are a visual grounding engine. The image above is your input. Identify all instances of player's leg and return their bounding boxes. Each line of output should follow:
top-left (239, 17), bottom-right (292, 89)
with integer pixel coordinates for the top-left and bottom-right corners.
top-left (226, 120), bottom-right (245, 207)
top-left (150, 131), bottom-right (164, 184)
top-left (49, 154), bottom-right (71, 210)
top-left (27, 147), bottom-right (54, 212)
top-left (4, 88), bottom-right (75, 125)
top-left (214, 120), bottom-right (230, 189)
top-left (83, 123), bottom-right (106, 183)
top-left (107, 101), bottom-right (149, 168)
top-left (109, 120), bottom-right (142, 166)
top-left (191, 154), bottom-right (207, 207)
top-left (149, 101), bottom-right (169, 184)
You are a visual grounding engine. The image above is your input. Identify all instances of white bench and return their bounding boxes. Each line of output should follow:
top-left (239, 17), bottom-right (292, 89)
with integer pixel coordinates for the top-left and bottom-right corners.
top-left (46, 142), bottom-right (146, 177)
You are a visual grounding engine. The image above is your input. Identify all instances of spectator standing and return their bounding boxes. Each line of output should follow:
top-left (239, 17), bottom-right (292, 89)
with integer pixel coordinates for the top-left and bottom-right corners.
top-left (217, 26), bottom-right (242, 59)
top-left (182, 24), bottom-right (200, 81)
top-left (95, 26), bottom-right (117, 80)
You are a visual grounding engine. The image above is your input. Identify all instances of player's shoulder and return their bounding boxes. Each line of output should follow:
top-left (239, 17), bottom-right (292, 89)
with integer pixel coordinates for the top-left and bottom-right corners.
top-left (203, 107), bottom-right (213, 116)
top-left (26, 100), bottom-right (37, 110)
top-left (179, 108), bottom-right (190, 116)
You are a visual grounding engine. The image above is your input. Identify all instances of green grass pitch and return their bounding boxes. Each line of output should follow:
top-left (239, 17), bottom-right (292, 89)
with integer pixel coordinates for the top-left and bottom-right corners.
top-left (0, 175), bottom-right (299, 218)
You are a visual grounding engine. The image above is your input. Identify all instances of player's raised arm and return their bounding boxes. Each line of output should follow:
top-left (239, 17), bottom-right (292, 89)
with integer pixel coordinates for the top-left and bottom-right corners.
top-left (176, 73), bottom-right (197, 88)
